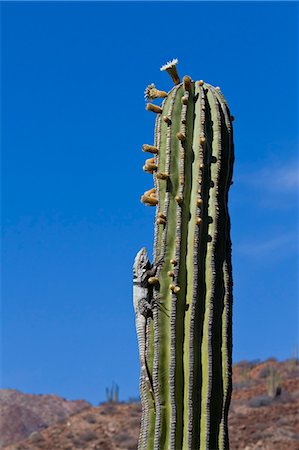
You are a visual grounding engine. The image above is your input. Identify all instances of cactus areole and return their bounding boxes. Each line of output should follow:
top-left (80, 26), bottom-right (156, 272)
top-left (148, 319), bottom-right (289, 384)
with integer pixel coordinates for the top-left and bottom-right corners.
top-left (134, 59), bottom-right (234, 450)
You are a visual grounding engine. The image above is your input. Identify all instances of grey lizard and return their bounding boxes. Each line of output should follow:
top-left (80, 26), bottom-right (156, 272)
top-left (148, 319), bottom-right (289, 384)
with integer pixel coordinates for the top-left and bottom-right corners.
top-left (133, 247), bottom-right (163, 411)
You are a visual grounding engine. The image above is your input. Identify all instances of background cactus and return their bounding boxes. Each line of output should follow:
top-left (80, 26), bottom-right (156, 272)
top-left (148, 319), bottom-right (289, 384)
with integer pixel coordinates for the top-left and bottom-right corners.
top-left (266, 366), bottom-right (281, 399)
top-left (105, 382), bottom-right (119, 403)
top-left (137, 60), bottom-right (234, 450)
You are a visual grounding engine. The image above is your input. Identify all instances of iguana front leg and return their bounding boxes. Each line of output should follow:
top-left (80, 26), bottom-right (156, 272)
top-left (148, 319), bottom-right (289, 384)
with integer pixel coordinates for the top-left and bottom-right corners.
top-left (142, 255), bottom-right (164, 282)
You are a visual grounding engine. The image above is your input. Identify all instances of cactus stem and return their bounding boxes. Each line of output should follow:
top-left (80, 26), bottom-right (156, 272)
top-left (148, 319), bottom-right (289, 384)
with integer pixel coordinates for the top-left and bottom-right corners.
top-left (137, 73), bottom-right (234, 450)
top-left (142, 144), bottom-right (159, 154)
top-left (200, 87), bottom-right (224, 449)
top-left (184, 82), bottom-right (206, 449)
top-left (156, 172), bottom-right (169, 180)
top-left (210, 83), bottom-right (234, 450)
top-left (178, 89), bottom-right (189, 199)
top-left (153, 116), bottom-right (161, 214)
top-left (152, 86), bottom-right (180, 449)
top-left (144, 83), bottom-right (168, 101)
top-left (146, 103), bottom-right (163, 114)
top-left (170, 83), bottom-right (192, 449)
top-left (151, 112), bottom-right (163, 442)
top-left (160, 58), bottom-right (180, 85)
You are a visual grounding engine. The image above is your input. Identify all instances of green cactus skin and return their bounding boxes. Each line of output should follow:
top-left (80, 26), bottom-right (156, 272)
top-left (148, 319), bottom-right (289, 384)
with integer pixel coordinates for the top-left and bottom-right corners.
top-left (139, 63), bottom-right (234, 450)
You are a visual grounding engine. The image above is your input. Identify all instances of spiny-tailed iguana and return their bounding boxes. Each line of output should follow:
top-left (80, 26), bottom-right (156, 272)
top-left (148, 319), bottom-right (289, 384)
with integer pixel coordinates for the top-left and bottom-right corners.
top-left (133, 247), bottom-right (163, 411)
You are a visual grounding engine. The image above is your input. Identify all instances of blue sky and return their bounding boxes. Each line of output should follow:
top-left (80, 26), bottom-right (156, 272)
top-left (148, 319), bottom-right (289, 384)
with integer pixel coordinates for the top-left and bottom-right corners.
top-left (1, 1), bottom-right (298, 405)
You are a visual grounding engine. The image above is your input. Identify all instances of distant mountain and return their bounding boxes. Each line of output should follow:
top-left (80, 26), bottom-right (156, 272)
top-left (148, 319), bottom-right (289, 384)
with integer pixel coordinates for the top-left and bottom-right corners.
top-left (1, 359), bottom-right (299, 449)
top-left (0, 389), bottom-right (90, 448)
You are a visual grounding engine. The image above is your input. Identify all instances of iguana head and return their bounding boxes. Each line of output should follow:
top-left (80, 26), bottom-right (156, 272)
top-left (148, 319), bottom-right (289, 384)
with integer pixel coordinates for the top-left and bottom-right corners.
top-left (133, 247), bottom-right (151, 281)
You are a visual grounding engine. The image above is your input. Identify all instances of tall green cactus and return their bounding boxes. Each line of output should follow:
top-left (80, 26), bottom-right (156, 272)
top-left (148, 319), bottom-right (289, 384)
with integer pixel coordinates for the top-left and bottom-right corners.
top-left (138, 59), bottom-right (234, 450)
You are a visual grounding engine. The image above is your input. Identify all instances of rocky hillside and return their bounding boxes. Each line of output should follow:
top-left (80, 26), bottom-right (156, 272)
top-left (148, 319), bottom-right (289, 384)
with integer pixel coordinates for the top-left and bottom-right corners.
top-left (1, 359), bottom-right (299, 449)
top-left (0, 390), bottom-right (90, 448)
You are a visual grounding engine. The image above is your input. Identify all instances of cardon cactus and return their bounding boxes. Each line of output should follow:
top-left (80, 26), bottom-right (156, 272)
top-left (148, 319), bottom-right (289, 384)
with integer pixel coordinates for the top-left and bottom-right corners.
top-left (134, 59), bottom-right (234, 450)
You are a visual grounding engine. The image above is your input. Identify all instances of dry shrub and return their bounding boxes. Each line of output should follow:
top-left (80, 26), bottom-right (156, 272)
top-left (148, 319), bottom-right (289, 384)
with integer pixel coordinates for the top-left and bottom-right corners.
top-left (114, 432), bottom-right (137, 448)
top-left (100, 404), bottom-right (117, 415)
top-left (78, 430), bottom-right (98, 442)
top-left (83, 413), bottom-right (97, 424)
top-left (247, 395), bottom-right (272, 408)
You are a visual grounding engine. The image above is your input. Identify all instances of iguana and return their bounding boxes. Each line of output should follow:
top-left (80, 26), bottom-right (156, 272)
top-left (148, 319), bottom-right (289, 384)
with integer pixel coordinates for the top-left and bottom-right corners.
top-left (133, 247), bottom-right (162, 411)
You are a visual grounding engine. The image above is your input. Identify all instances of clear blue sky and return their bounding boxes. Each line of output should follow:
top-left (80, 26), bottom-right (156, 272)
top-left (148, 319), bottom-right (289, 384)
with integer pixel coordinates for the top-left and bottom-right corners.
top-left (1, 1), bottom-right (298, 405)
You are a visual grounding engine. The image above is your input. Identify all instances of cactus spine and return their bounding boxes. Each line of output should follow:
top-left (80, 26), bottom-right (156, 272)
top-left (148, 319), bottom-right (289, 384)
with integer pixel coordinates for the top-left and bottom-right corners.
top-left (138, 60), bottom-right (234, 450)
